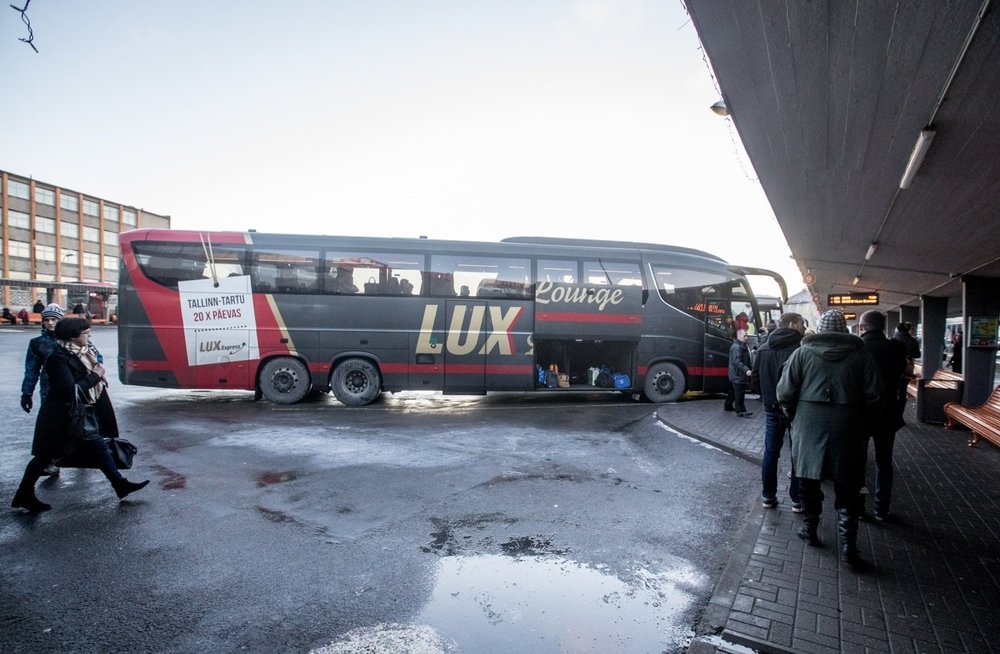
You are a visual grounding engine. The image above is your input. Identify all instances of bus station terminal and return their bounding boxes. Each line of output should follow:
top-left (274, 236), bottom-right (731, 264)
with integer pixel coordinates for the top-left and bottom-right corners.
top-left (683, 2), bottom-right (1000, 652)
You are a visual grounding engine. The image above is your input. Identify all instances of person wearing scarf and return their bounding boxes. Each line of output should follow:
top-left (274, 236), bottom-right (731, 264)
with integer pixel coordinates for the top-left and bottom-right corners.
top-left (11, 318), bottom-right (149, 512)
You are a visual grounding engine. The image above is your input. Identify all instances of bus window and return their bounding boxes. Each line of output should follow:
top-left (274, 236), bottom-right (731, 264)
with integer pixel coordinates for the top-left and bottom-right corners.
top-left (430, 254), bottom-right (531, 299)
top-left (537, 259), bottom-right (577, 284)
top-left (650, 265), bottom-right (729, 315)
top-left (251, 248), bottom-right (320, 295)
top-left (324, 252), bottom-right (425, 296)
top-left (588, 261), bottom-right (642, 287)
top-left (132, 242), bottom-right (247, 289)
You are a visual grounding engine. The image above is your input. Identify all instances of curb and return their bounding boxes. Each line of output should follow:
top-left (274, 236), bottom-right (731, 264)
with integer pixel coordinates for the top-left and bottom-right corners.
top-left (655, 409), bottom-right (764, 654)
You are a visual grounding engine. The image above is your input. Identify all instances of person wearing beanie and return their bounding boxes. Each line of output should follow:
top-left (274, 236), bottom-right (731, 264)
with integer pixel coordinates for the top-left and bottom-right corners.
top-left (19, 303), bottom-right (67, 477)
top-left (776, 309), bottom-right (882, 570)
top-left (11, 318), bottom-right (148, 512)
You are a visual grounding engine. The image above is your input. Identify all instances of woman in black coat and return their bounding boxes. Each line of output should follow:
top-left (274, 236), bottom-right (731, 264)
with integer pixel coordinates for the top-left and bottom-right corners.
top-left (11, 318), bottom-right (148, 512)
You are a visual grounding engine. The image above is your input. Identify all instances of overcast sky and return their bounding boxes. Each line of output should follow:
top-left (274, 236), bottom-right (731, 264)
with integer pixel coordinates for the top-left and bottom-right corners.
top-left (2, 0), bottom-right (803, 299)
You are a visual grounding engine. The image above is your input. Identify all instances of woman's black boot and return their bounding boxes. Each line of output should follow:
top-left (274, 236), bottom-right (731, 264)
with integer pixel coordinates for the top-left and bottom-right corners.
top-left (113, 478), bottom-right (150, 499)
top-left (11, 487), bottom-right (51, 512)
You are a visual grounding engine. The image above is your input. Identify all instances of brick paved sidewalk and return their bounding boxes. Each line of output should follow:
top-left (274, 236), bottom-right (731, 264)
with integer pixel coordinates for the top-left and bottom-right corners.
top-left (658, 395), bottom-right (1000, 654)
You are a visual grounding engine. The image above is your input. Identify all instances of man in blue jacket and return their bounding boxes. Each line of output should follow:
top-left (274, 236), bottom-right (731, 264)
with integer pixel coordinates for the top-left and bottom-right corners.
top-left (752, 312), bottom-right (805, 509)
top-left (20, 303), bottom-right (66, 477)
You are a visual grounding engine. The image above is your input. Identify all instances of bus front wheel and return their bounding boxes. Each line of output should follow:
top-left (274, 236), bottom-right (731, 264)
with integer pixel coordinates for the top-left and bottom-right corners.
top-left (643, 362), bottom-right (686, 403)
top-left (331, 358), bottom-right (382, 406)
top-left (259, 357), bottom-right (312, 404)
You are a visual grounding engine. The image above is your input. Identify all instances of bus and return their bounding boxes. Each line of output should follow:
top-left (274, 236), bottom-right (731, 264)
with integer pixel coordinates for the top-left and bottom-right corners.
top-left (117, 230), bottom-right (786, 405)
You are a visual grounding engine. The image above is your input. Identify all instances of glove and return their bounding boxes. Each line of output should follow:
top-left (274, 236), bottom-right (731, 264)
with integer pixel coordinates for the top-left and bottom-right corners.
top-left (20, 394), bottom-right (32, 413)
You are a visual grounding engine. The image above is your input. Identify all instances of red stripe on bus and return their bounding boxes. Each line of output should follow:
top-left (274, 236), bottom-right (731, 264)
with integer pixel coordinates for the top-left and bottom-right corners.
top-left (637, 365), bottom-right (727, 377)
top-left (536, 312), bottom-right (641, 324)
top-left (687, 366), bottom-right (729, 376)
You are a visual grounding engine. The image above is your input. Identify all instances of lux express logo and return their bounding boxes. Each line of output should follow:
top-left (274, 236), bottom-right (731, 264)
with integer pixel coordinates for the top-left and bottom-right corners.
top-left (198, 341), bottom-right (247, 356)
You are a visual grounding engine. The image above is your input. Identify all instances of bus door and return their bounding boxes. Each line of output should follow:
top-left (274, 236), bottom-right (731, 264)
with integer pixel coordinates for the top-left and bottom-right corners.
top-left (702, 298), bottom-right (734, 393)
top-left (443, 300), bottom-right (487, 394)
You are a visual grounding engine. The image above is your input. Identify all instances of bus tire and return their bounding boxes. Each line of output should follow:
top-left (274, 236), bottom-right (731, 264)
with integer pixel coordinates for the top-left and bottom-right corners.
top-left (331, 358), bottom-right (382, 406)
top-left (259, 357), bottom-right (312, 404)
top-left (643, 362), bottom-right (686, 403)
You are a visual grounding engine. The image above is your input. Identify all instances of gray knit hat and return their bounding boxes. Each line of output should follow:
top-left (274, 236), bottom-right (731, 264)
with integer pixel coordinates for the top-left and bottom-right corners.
top-left (41, 303), bottom-right (65, 320)
top-left (817, 309), bottom-right (848, 333)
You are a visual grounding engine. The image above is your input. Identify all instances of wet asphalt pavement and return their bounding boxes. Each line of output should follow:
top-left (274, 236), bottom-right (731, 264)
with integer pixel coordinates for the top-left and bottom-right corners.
top-left (0, 328), bottom-right (756, 653)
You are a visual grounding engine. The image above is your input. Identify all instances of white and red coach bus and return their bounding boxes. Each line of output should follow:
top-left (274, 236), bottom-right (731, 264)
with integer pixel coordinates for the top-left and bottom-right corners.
top-left (116, 230), bottom-right (784, 405)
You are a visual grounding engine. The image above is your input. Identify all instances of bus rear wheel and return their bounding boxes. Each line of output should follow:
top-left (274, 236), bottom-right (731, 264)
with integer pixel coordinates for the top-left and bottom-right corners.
top-left (331, 358), bottom-right (382, 406)
top-left (259, 357), bottom-right (312, 404)
top-left (643, 362), bottom-right (686, 403)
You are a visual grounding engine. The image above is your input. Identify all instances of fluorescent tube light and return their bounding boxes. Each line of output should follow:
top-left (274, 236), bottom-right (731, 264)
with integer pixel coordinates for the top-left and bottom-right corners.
top-left (852, 276), bottom-right (861, 286)
top-left (865, 242), bottom-right (878, 261)
top-left (899, 128), bottom-right (936, 189)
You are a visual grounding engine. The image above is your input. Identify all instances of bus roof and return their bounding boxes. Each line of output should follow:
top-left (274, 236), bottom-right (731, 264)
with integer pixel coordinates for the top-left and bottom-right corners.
top-left (120, 228), bottom-right (734, 268)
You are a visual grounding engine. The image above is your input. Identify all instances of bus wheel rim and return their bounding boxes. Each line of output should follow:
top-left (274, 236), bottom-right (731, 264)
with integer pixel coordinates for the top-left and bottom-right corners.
top-left (272, 369), bottom-right (298, 393)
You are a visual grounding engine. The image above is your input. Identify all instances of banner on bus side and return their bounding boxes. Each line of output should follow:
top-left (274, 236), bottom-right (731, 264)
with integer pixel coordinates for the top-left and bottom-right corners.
top-left (178, 275), bottom-right (260, 366)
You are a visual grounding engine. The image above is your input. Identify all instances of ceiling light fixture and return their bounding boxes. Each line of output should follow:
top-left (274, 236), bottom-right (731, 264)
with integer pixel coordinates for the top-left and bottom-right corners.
top-left (899, 127), bottom-right (936, 189)
top-left (865, 242), bottom-right (878, 261)
top-left (852, 276), bottom-right (861, 286)
top-left (709, 100), bottom-right (729, 117)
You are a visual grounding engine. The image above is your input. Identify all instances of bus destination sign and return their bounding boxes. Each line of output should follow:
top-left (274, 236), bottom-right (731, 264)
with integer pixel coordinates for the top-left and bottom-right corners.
top-left (827, 292), bottom-right (880, 306)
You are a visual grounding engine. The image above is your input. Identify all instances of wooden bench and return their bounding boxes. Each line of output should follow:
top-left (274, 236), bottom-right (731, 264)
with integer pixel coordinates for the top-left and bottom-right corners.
top-left (27, 312), bottom-right (109, 326)
top-left (907, 367), bottom-right (963, 399)
top-left (944, 384), bottom-right (1000, 448)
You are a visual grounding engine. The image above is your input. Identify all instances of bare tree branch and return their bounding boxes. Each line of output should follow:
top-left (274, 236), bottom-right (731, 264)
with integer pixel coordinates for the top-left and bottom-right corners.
top-left (9, 0), bottom-right (38, 53)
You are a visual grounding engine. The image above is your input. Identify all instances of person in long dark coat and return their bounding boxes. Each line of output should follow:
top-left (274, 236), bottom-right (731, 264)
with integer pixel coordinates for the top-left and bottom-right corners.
top-left (10, 318), bottom-right (148, 512)
top-left (859, 310), bottom-right (908, 521)
top-left (777, 310), bottom-right (881, 570)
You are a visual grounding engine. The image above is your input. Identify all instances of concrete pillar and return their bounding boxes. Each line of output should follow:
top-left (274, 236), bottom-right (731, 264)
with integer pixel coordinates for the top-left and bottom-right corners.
top-left (920, 296), bottom-right (948, 379)
top-left (887, 310), bottom-right (900, 336)
top-left (900, 305), bottom-right (920, 329)
top-left (962, 276), bottom-right (1000, 406)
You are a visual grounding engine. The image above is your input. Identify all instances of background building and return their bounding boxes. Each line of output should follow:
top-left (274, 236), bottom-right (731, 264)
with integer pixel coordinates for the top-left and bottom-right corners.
top-left (1, 169), bottom-right (170, 319)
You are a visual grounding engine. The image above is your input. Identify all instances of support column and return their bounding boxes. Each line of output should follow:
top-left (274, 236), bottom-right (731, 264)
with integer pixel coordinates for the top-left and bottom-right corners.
top-left (900, 305), bottom-right (919, 330)
top-left (920, 296), bottom-right (947, 379)
top-left (962, 276), bottom-right (1000, 406)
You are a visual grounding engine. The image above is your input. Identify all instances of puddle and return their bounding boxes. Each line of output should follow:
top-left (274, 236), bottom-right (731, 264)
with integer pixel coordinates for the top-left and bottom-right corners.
top-left (415, 554), bottom-right (700, 653)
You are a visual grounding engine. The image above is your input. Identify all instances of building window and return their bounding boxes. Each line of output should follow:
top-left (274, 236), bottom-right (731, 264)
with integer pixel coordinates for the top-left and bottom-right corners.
top-left (7, 240), bottom-right (31, 258)
top-left (61, 249), bottom-right (77, 263)
top-left (103, 231), bottom-right (119, 246)
top-left (83, 252), bottom-right (101, 268)
top-left (36, 244), bottom-right (56, 261)
top-left (61, 221), bottom-right (79, 238)
top-left (83, 199), bottom-right (99, 216)
top-left (7, 180), bottom-right (30, 199)
top-left (61, 194), bottom-right (79, 212)
top-left (83, 226), bottom-right (100, 242)
top-left (35, 187), bottom-right (55, 205)
top-left (122, 209), bottom-right (137, 226)
top-left (103, 205), bottom-right (119, 222)
top-left (8, 210), bottom-right (31, 229)
top-left (35, 216), bottom-right (56, 233)
top-left (103, 255), bottom-right (117, 270)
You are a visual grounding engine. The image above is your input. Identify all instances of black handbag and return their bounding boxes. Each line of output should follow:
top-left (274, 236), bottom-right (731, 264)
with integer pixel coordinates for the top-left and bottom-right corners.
top-left (55, 437), bottom-right (137, 470)
top-left (67, 387), bottom-right (102, 441)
